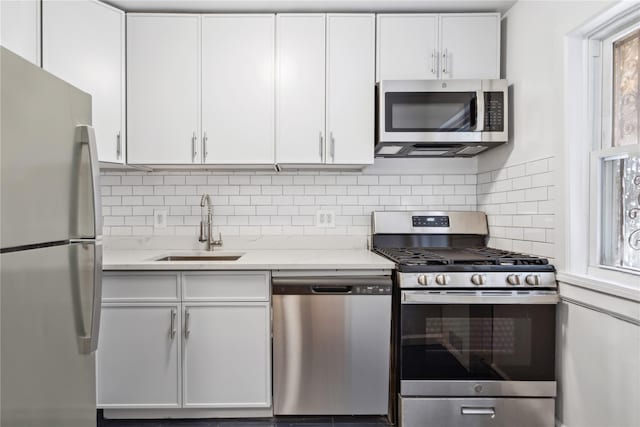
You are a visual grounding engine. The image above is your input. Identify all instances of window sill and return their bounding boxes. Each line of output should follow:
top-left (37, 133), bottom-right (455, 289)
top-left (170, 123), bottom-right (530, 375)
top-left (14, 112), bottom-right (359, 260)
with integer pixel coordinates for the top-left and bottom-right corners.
top-left (556, 271), bottom-right (640, 303)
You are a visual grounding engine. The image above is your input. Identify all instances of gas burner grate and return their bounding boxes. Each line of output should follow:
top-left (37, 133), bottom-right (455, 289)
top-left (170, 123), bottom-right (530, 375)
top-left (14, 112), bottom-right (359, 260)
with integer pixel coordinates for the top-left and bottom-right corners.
top-left (375, 247), bottom-right (549, 266)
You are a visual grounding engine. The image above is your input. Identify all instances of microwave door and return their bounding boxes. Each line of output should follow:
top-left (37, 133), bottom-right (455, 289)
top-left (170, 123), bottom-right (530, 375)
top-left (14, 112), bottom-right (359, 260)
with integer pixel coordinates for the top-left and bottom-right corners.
top-left (382, 92), bottom-right (481, 143)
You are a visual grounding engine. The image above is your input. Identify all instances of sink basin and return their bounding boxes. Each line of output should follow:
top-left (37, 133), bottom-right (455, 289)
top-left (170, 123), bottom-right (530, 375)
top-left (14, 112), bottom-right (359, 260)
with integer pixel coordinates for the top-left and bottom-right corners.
top-left (154, 253), bottom-right (243, 262)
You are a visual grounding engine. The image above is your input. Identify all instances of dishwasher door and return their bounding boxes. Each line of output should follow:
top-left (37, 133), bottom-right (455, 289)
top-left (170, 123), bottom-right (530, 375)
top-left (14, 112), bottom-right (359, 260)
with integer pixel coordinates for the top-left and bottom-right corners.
top-left (272, 277), bottom-right (392, 415)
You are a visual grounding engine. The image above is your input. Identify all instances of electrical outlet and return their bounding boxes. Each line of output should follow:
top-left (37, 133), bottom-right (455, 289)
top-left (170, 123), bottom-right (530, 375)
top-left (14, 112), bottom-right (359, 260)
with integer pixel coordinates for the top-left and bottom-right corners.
top-left (315, 210), bottom-right (335, 228)
top-left (153, 210), bottom-right (167, 229)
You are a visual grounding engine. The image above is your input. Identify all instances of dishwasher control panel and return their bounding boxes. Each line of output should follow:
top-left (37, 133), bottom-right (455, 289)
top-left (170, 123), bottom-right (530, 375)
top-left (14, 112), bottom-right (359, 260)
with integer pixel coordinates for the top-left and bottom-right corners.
top-left (352, 285), bottom-right (392, 295)
top-left (272, 279), bottom-right (392, 295)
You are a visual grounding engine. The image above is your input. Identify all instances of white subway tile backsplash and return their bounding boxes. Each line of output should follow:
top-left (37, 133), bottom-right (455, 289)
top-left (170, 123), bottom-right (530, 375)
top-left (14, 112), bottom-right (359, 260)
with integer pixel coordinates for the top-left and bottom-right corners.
top-left (101, 160), bottom-right (554, 252)
top-left (444, 175), bottom-right (465, 185)
top-left (525, 158), bottom-right (548, 175)
top-left (186, 176), bottom-right (207, 185)
top-left (401, 176), bottom-right (421, 185)
top-left (379, 175), bottom-right (400, 185)
top-left (477, 156), bottom-right (555, 258)
top-left (412, 186), bottom-right (433, 195)
top-left (101, 170), bottom-right (482, 238)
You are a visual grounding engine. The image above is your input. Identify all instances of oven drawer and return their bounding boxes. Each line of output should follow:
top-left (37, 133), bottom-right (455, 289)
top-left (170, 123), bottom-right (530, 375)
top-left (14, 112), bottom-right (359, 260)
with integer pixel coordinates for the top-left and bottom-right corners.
top-left (399, 396), bottom-right (555, 427)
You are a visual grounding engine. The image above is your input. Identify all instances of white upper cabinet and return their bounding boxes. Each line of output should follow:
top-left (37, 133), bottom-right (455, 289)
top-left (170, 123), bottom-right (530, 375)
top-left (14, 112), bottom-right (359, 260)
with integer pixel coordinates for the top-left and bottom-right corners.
top-left (42, 0), bottom-right (125, 164)
top-left (377, 13), bottom-right (500, 81)
top-left (376, 14), bottom-right (438, 81)
top-left (277, 14), bottom-right (374, 166)
top-left (439, 14), bottom-right (500, 79)
top-left (127, 14), bottom-right (201, 164)
top-left (326, 14), bottom-right (375, 165)
top-left (276, 14), bottom-right (326, 165)
top-left (201, 15), bottom-right (275, 165)
top-left (0, 0), bottom-right (40, 65)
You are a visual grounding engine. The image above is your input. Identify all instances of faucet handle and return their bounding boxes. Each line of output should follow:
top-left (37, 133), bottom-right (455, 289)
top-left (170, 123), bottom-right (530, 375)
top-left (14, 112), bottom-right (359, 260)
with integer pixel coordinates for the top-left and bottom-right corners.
top-left (214, 232), bottom-right (223, 246)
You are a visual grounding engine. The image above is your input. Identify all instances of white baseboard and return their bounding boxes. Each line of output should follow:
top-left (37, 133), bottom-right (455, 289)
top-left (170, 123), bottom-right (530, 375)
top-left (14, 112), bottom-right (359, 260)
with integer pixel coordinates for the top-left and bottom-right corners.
top-left (103, 407), bottom-right (273, 419)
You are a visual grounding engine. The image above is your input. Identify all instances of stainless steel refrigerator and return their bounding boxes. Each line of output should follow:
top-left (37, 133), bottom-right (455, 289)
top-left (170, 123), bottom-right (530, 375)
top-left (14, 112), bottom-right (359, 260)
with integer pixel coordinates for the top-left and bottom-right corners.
top-left (0, 47), bottom-right (102, 427)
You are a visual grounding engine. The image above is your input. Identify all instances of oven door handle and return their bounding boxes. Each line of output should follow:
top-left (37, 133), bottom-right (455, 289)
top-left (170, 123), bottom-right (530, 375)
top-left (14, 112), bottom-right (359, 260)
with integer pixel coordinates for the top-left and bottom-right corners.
top-left (401, 291), bottom-right (559, 305)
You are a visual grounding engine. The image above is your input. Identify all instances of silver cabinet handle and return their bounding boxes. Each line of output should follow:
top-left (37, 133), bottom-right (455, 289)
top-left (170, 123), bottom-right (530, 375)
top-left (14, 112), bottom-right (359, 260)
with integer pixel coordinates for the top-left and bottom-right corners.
top-left (191, 132), bottom-right (197, 162)
top-left (170, 308), bottom-right (177, 339)
top-left (319, 132), bottom-right (324, 161)
top-left (442, 48), bottom-right (448, 74)
top-left (330, 132), bottom-right (335, 161)
top-left (184, 308), bottom-right (191, 338)
top-left (202, 131), bottom-right (208, 162)
top-left (461, 407), bottom-right (495, 417)
top-left (116, 131), bottom-right (121, 160)
top-left (75, 125), bottom-right (102, 237)
top-left (431, 48), bottom-right (436, 75)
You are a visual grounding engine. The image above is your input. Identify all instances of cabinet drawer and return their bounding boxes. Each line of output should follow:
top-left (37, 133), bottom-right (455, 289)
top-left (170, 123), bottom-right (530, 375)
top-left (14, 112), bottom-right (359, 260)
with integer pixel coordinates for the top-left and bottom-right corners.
top-left (182, 272), bottom-right (270, 301)
top-left (399, 396), bottom-right (555, 427)
top-left (102, 273), bottom-right (180, 301)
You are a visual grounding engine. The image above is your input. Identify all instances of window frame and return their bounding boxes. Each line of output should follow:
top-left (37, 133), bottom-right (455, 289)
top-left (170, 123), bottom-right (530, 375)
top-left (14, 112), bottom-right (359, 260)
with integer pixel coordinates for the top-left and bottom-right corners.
top-left (586, 7), bottom-right (640, 286)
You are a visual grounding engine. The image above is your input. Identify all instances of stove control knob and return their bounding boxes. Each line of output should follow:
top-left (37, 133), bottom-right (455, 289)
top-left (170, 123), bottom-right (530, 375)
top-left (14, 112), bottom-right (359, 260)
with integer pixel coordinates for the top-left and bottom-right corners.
top-left (470, 274), bottom-right (485, 286)
top-left (417, 275), bottom-right (429, 286)
top-left (435, 274), bottom-right (449, 286)
top-left (525, 274), bottom-right (541, 286)
top-left (506, 274), bottom-right (521, 286)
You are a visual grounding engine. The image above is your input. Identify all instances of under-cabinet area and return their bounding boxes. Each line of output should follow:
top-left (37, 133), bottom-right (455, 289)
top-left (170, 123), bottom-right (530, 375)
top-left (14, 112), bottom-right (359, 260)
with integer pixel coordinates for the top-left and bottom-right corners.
top-left (97, 272), bottom-right (272, 415)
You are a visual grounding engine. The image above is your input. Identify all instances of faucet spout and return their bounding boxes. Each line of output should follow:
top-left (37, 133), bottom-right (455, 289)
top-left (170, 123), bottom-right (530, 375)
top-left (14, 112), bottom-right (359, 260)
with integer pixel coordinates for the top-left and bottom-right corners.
top-left (198, 193), bottom-right (223, 251)
top-left (200, 194), bottom-right (211, 207)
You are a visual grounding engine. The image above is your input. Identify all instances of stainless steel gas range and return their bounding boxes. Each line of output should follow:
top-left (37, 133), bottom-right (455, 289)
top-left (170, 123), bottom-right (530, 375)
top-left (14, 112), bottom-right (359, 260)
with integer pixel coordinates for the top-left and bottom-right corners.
top-left (372, 211), bottom-right (558, 427)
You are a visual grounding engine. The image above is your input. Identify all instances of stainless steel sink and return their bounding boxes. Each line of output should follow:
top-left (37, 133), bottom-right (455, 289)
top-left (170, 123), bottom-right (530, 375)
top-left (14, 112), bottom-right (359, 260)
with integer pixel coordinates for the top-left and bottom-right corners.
top-left (154, 254), bottom-right (243, 262)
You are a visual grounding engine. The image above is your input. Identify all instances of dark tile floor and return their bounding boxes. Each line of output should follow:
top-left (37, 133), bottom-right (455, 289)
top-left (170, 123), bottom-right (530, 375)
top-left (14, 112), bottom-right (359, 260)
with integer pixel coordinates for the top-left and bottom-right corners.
top-left (97, 411), bottom-right (391, 427)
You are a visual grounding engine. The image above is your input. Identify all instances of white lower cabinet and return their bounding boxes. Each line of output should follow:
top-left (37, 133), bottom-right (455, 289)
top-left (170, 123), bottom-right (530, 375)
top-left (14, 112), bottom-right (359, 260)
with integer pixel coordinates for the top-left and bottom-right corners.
top-left (182, 303), bottom-right (271, 408)
top-left (97, 304), bottom-right (181, 408)
top-left (97, 271), bottom-right (271, 413)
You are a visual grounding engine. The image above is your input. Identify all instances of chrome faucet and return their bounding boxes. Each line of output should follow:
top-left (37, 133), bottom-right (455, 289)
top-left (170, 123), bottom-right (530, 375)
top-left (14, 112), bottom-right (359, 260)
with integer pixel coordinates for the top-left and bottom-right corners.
top-left (198, 194), bottom-right (223, 251)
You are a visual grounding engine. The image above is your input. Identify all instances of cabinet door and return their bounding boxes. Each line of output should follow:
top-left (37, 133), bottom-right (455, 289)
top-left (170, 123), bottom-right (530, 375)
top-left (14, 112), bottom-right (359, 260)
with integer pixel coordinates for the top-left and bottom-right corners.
top-left (439, 14), bottom-right (500, 80)
top-left (0, 0), bottom-right (40, 65)
top-left (42, 0), bottom-right (125, 164)
top-left (127, 14), bottom-right (200, 164)
top-left (183, 303), bottom-right (271, 408)
top-left (276, 14), bottom-right (326, 164)
top-left (376, 14), bottom-right (438, 81)
top-left (326, 14), bottom-right (375, 165)
top-left (96, 304), bottom-right (181, 408)
top-left (201, 15), bottom-right (275, 165)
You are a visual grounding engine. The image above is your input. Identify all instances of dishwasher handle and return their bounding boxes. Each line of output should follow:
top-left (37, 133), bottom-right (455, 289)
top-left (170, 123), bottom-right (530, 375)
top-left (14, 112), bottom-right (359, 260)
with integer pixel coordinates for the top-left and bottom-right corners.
top-left (311, 286), bottom-right (352, 294)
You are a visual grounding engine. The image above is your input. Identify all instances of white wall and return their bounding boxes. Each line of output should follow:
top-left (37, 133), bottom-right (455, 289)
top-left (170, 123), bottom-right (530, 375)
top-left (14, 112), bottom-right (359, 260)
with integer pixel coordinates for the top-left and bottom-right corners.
top-left (478, 0), bottom-right (614, 174)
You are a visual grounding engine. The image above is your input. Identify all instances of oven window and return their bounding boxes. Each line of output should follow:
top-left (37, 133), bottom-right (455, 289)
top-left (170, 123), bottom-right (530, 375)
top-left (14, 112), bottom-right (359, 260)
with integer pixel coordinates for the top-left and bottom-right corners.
top-left (400, 304), bottom-right (555, 381)
top-left (385, 92), bottom-right (477, 132)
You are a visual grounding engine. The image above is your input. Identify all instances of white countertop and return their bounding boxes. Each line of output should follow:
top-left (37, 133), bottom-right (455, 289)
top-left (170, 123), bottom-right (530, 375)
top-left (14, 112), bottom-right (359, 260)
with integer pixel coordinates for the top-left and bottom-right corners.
top-left (103, 248), bottom-right (396, 271)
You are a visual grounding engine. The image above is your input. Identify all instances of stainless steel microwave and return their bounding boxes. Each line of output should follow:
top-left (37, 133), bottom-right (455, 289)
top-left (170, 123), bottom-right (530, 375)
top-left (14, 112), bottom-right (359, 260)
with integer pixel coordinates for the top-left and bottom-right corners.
top-left (376, 79), bottom-right (509, 158)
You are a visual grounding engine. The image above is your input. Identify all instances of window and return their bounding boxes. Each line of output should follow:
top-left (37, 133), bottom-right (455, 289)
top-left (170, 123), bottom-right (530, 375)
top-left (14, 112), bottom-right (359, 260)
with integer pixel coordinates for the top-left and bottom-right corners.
top-left (591, 19), bottom-right (640, 277)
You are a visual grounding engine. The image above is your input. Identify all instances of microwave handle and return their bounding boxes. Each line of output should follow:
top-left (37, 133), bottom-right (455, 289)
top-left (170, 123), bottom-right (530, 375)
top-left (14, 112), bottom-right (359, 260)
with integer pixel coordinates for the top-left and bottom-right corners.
top-left (475, 91), bottom-right (485, 132)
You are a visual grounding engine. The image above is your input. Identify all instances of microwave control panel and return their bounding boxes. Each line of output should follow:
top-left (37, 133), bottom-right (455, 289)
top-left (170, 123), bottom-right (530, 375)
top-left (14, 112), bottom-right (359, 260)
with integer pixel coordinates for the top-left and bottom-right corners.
top-left (484, 92), bottom-right (504, 132)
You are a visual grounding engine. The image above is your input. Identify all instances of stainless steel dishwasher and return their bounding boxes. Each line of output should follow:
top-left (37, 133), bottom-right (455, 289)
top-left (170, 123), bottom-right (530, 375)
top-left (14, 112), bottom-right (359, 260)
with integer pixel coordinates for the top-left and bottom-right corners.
top-left (272, 276), bottom-right (392, 416)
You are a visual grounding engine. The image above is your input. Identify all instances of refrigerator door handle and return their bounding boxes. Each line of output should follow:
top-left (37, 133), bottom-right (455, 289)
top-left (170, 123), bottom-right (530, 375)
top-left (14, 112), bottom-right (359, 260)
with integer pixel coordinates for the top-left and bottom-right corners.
top-left (75, 125), bottom-right (102, 237)
top-left (70, 240), bottom-right (103, 354)
top-left (87, 241), bottom-right (103, 353)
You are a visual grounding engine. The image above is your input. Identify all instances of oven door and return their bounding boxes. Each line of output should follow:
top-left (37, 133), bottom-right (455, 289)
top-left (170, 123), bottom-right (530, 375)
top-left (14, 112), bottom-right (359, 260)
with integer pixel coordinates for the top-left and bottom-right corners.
top-left (399, 290), bottom-right (558, 398)
top-left (379, 80), bottom-right (484, 144)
